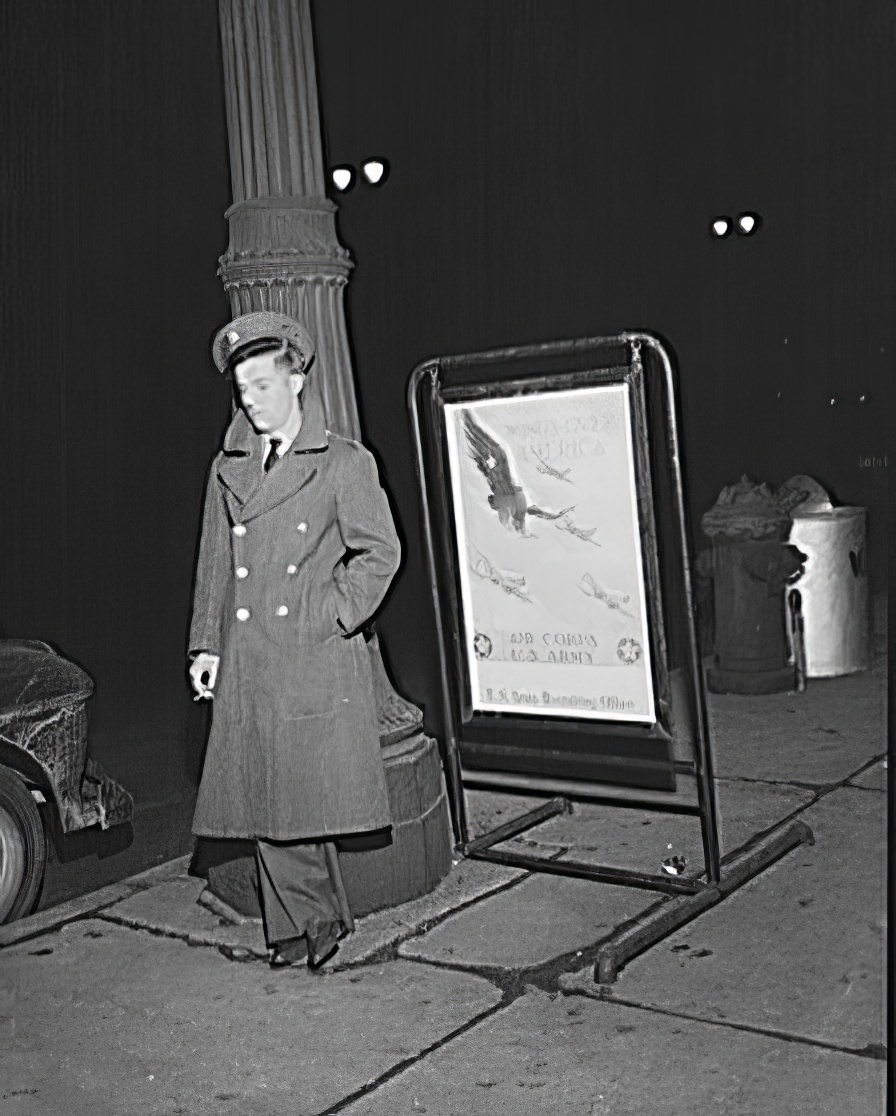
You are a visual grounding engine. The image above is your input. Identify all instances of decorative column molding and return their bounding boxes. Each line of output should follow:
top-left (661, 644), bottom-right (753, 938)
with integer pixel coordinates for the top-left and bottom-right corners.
top-left (217, 0), bottom-right (358, 441)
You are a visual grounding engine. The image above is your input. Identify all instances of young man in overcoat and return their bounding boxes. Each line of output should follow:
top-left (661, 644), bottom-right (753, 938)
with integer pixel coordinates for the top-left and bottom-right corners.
top-left (188, 310), bottom-right (400, 969)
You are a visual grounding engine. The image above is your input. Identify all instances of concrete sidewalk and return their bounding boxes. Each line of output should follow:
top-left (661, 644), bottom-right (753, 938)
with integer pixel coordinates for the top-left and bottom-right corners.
top-left (1, 647), bottom-right (887, 1115)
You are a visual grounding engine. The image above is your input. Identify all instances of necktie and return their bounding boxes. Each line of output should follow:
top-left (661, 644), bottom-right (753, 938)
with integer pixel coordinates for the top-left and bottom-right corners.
top-left (264, 438), bottom-right (282, 473)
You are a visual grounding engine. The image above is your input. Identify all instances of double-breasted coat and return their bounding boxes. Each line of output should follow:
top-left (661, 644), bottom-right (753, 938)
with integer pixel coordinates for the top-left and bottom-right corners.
top-left (189, 393), bottom-right (400, 841)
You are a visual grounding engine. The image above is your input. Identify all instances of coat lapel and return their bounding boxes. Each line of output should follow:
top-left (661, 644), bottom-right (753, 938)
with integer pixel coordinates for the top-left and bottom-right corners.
top-left (217, 392), bottom-right (331, 522)
top-left (216, 410), bottom-right (261, 508)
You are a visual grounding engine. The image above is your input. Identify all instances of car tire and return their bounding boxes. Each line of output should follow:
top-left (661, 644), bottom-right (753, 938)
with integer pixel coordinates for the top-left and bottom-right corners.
top-left (0, 765), bottom-right (47, 924)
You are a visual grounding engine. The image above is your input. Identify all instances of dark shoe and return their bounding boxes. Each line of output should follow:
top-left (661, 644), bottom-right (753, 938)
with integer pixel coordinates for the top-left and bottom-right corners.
top-left (307, 923), bottom-right (348, 971)
top-left (268, 937), bottom-right (308, 969)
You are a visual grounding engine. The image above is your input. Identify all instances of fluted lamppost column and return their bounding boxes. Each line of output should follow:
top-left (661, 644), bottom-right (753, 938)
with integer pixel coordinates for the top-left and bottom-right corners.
top-left (208, 0), bottom-right (452, 916)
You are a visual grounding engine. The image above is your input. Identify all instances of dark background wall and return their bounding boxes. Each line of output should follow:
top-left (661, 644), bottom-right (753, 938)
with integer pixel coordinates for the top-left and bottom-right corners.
top-left (0, 1), bottom-right (890, 901)
top-left (0, 0), bottom-right (231, 893)
top-left (313, 0), bottom-right (892, 711)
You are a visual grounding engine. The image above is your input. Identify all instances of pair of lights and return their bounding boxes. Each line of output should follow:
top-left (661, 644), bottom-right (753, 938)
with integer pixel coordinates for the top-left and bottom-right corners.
top-left (331, 159), bottom-right (389, 193)
top-left (710, 212), bottom-right (761, 239)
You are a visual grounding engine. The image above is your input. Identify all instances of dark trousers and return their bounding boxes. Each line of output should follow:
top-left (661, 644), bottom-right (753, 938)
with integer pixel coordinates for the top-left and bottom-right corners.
top-left (254, 838), bottom-right (355, 949)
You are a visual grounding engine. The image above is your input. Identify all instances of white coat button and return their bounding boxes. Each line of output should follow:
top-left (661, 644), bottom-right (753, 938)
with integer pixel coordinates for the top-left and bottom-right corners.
top-left (286, 564), bottom-right (298, 575)
top-left (232, 524), bottom-right (247, 537)
top-left (236, 566), bottom-right (249, 579)
top-left (236, 607), bottom-right (250, 621)
top-left (297, 521), bottom-right (307, 533)
top-left (276, 605), bottom-right (289, 617)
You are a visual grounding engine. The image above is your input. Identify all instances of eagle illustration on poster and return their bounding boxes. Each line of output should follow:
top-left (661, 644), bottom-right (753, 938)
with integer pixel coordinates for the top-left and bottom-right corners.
top-left (459, 410), bottom-right (575, 536)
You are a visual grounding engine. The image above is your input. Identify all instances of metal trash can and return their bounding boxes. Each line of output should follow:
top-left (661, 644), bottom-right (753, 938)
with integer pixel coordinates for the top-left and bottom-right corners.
top-left (699, 477), bottom-right (805, 694)
top-left (787, 507), bottom-right (869, 677)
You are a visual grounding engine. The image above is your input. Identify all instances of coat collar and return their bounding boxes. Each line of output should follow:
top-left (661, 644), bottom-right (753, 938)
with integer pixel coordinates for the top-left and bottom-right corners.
top-left (217, 387), bottom-right (330, 515)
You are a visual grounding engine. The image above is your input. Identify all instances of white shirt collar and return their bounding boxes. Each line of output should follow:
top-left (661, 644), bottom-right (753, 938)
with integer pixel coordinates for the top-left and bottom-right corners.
top-left (266, 398), bottom-right (303, 455)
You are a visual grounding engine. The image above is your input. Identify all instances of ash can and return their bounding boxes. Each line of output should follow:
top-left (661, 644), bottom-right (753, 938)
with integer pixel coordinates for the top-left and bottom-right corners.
top-left (699, 477), bottom-right (804, 694)
top-left (787, 506), bottom-right (869, 676)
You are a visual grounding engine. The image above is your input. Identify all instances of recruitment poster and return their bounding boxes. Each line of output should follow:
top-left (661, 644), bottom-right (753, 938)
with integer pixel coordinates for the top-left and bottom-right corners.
top-left (443, 382), bottom-right (655, 723)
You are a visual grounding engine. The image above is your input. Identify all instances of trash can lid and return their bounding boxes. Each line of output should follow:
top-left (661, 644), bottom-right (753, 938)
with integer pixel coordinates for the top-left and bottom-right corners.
top-left (790, 505), bottom-right (866, 522)
top-left (777, 475), bottom-right (834, 515)
top-left (0, 640), bottom-right (94, 723)
top-left (701, 475), bottom-right (793, 540)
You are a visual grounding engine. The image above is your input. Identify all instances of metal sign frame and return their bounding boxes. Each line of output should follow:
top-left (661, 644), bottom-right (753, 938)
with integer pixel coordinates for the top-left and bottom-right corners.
top-left (408, 332), bottom-right (723, 897)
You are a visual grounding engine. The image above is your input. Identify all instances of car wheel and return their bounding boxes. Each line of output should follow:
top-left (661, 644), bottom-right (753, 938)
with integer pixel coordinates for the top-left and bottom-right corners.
top-left (0, 765), bottom-right (47, 923)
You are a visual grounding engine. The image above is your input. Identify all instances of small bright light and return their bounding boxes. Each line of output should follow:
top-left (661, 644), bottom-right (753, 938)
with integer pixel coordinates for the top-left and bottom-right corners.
top-left (710, 217), bottom-right (731, 238)
top-left (736, 211), bottom-right (761, 235)
top-left (361, 158), bottom-right (388, 186)
top-left (331, 166), bottom-right (354, 192)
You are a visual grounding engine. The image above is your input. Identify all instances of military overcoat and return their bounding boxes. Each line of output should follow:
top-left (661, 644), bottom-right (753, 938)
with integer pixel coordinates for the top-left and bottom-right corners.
top-left (189, 394), bottom-right (400, 840)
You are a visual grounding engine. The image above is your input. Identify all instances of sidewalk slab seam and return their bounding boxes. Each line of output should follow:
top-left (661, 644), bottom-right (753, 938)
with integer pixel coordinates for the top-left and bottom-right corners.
top-left (0, 883), bottom-right (138, 948)
top-left (2, 922), bottom-right (507, 1116)
top-left (94, 908), bottom-right (269, 958)
top-left (336, 858), bottom-right (549, 968)
top-left (554, 786), bottom-right (885, 1051)
top-left (559, 989), bottom-right (888, 1062)
top-left (0, 855), bottom-right (194, 950)
top-left (318, 991), bottom-right (516, 1115)
top-left (331, 988), bottom-right (885, 1116)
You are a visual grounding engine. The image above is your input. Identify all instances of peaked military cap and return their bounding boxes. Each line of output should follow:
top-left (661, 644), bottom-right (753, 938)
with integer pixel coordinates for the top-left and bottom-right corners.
top-left (211, 311), bottom-right (316, 374)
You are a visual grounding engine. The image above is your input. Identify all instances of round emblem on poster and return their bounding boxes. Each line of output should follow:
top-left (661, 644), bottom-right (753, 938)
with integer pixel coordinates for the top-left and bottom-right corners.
top-left (617, 637), bottom-right (641, 664)
top-left (473, 633), bottom-right (493, 660)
